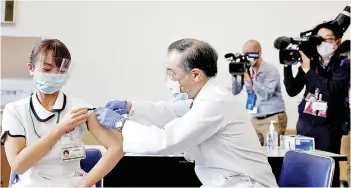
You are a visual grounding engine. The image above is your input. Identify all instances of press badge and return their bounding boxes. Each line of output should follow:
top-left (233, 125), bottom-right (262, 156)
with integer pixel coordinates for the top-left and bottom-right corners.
top-left (313, 93), bottom-right (328, 118)
top-left (246, 93), bottom-right (257, 113)
top-left (303, 93), bottom-right (317, 116)
top-left (312, 101), bottom-right (327, 111)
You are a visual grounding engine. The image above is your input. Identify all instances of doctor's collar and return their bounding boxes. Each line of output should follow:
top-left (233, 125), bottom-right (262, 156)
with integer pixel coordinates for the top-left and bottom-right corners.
top-left (192, 77), bottom-right (216, 103)
top-left (30, 91), bottom-right (67, 122)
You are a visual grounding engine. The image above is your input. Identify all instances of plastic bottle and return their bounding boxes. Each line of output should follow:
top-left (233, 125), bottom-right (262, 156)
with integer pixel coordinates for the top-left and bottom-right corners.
top-left (266, 120), bottom-right (278, 150)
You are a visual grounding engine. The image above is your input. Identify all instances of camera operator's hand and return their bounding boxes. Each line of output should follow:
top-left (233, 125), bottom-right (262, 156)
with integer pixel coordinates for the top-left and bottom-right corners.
top-left (299, 51), bottom-right (311, 73)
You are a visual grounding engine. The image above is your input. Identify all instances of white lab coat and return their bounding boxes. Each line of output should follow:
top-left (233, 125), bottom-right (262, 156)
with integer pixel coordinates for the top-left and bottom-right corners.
top-left (122, 78), bottom-right (278, 187)
top-left (1, 91), bottom-right (94, 187)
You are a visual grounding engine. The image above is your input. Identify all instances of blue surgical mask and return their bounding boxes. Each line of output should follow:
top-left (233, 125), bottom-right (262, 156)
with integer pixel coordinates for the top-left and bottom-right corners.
top-left (167, 79), bottom-right (189, 100)
top-left (33, 71), bottom-right (69, 94)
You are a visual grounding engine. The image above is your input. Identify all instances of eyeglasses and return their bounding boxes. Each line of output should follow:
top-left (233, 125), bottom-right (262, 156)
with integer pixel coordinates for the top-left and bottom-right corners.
top-left (324, 37), bottom-right (336, 43)
top-left (167, 70), bottom-right (190, 82)
top-left (167, 70), bottom-right (176, 80)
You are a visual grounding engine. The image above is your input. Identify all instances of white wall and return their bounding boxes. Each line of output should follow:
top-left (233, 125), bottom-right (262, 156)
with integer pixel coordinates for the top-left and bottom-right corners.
top-left (1, 1), bottom-right (350, 129)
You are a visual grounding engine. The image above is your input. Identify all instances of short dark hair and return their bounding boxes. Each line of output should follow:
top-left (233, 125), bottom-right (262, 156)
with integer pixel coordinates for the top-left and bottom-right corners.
top-left (312, 22), bottom-right (344, 39)
top-left (63, 150), bottom-right (69, 154)
top-left (30, 39), bottom-right (71, 67)
top-left (168, 39), bottom-right (218, 77)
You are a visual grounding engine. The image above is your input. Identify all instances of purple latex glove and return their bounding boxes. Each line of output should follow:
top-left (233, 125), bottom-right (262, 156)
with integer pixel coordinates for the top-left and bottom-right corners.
top-left (105, 100), bottom-right (128, 115)
top-left (95, 107), bottom-right (124, 129)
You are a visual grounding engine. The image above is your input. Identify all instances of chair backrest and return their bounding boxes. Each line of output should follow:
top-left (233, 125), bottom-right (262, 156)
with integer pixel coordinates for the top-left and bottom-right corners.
top-left (8, 170), bottom-right (18, 186)
top-left (81, 148), bottom-right (103, 187)
top-left (9, 148), bottom-right (103, 187)
top-left (278, 150), bottom-right (335, 187)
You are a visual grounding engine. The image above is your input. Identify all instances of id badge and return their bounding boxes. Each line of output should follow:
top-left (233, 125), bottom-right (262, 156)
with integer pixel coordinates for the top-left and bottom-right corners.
top-left (314, 101), bottom-right (328, 118)
top-left (303, 101), bottom-right (317, 116)
top-left (312, 101), bottom-right (328, 111)
top-left (247, 107), bottom-right (258, 114)
top-left (246, 93), bottom-right (256, 110)
top-left (317, 107), bottom-right (328, 118)
top-left (61, 143), bottom-right (86, 162)
top-left (303, 93), bottom-right (317, 116)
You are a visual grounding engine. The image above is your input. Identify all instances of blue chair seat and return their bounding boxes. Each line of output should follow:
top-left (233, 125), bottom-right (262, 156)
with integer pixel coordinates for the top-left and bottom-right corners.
top-left (278, 150), bottom-right (335, 187)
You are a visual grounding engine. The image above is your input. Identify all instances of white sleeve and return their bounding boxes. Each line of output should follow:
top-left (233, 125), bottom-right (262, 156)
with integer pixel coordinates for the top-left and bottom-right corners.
top-left (122, 100), bottom-right (225, 155)
top-left (1, 104), bottom-right (26, 144)
top-left (128, 99), bottom-right (193, 127)
top-left (70, 98), bottom-right (93, 132)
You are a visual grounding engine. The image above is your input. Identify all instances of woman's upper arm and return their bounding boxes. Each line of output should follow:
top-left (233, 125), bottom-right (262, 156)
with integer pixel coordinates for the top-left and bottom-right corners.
top-left (4, 136), bottom-right (26, 166)
top-left (1, 104), bottom-right (26, 166)
top-left (86, 112), bottom-right (121, 149)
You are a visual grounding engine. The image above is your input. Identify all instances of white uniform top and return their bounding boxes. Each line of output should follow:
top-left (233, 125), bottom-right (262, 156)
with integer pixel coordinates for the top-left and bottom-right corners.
top-left (122, 78), bottom-right (278, 187)
top-left (1, 91), bottom-right (92, 187)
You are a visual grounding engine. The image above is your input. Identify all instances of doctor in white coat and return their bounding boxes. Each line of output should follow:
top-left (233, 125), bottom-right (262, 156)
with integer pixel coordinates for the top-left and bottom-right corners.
top-left (95, 38), bottom-right (278, 187)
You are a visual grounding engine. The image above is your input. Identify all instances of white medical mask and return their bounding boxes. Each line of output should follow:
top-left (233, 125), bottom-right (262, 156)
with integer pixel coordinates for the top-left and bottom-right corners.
top-left (317, 42), bottom-right (335, 58)
top-left (33, 71), bottom-right (69, 94)
top-left (167, 79), bottom-right (189, 100)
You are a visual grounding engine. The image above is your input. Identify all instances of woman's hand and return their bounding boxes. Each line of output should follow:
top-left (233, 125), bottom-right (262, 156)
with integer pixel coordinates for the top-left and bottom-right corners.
top-left (57, 108), bottom-right (89, 134)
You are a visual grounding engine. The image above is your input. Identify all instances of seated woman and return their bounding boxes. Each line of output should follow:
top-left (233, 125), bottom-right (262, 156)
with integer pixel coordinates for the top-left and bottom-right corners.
top-left (1, 39), bottom-right (124, 187)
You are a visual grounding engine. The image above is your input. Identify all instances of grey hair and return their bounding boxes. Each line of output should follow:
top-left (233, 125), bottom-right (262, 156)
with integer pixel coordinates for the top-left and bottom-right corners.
top-left (168, 38), bottom-right (218, 77)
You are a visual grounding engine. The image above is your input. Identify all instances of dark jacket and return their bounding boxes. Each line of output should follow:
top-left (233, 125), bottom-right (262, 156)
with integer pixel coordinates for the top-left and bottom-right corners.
top-left (284, 56), bottom-right (350, 130)
top-left (342, 98), bottom-right (350, 134)
top-left (342, 84), bottom-right (350, 135)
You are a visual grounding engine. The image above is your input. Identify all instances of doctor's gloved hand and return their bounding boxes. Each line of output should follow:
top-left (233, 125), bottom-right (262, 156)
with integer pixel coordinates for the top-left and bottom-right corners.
top-left (105, 100), bottom-right (131, 115)
top-left (95, 107), bottom-right (124, 129)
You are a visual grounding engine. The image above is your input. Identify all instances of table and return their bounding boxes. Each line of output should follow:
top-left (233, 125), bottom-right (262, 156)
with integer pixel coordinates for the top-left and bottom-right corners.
top-left (86, 145), bottom-right (347, 187)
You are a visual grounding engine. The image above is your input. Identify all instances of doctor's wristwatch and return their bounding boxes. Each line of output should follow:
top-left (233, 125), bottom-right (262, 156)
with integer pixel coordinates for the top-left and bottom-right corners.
top-left (114, 117), bottom-right (128, 133)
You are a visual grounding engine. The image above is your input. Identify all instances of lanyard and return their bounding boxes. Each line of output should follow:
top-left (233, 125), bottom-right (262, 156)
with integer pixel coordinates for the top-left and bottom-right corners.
top-left (28, 96), bottom-right (60, 138)
top-left (251, 70), bottom-right (256, 81)
top-left (250, 69), bottom-right (256, 93)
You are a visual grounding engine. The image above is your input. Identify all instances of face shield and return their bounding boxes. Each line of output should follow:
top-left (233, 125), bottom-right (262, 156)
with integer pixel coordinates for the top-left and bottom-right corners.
top-left (31, 56), bottom-right (72, 94)
top-left (32, 55), bottom-right (72, 75)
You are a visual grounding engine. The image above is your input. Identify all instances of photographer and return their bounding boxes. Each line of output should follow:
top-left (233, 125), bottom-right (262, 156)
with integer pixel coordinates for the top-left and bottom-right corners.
top-left (232, 40), bottom-right (287, 146)
top-left (284, 22), bottom-right (350, 187)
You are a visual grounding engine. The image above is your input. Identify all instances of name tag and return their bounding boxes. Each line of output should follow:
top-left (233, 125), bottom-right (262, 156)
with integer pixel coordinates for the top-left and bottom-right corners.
top-left (246, 93), bottom-right (256, 110)
top-left (247, 107), bottom-right (258, 114)
top-left (61, 145), bottom-right (86, 162)
top-left (312, 101), bottom-right (328, 111)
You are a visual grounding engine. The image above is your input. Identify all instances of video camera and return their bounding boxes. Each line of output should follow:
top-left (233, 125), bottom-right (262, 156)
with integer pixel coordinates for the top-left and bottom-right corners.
top-left (225, 52), bottom-right (259, 75)
top-left (274, 5), bottom-right (350, 65)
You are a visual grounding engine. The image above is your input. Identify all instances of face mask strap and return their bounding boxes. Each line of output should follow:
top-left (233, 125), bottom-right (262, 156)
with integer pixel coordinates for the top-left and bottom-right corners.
top-left (179, 70), bottom-right (199, 93)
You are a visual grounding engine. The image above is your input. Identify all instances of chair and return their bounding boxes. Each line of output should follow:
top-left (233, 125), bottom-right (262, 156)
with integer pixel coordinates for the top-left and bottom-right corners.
top-left (278, 150), bottom-right (335, 187)
top-left (81, 148), bottom-right (103, 187)
top-left (9, 148), bottom-right (103, 187)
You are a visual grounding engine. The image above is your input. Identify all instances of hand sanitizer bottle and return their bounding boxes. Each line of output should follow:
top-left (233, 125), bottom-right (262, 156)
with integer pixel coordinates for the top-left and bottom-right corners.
top-left (266, 120), bottom-right (278, 150)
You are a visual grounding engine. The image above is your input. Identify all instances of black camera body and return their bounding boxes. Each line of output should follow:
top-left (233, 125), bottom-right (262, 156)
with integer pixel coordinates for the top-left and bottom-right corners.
top-left (274, 5), bottom-right (350, 65)
top-left (225, 52), bottom-right (259, 75)
top-left (275, 36), bottom-right (323, 65)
